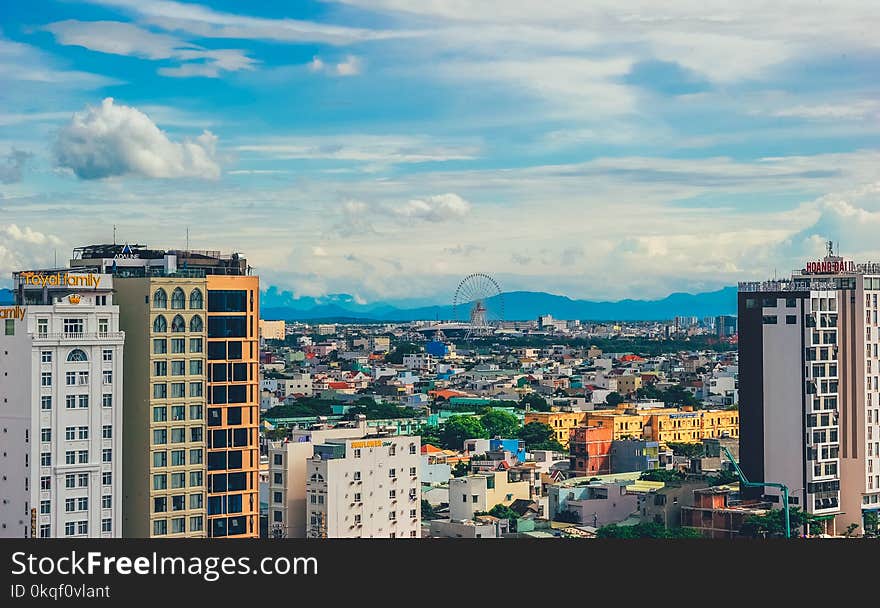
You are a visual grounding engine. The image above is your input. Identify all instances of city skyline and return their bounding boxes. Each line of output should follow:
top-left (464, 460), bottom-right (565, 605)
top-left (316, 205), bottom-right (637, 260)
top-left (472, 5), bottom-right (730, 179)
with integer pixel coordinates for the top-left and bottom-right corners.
top-left (2, 1), bottom-right (880, 303)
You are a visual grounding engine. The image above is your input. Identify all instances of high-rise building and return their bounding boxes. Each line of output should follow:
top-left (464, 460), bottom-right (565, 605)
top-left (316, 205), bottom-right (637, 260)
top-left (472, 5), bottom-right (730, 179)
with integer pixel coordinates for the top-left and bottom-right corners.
top-left (305, 433), bottom-right (421, 538)
top-left (71, 244), bottom-right (260, 538)
top-left (0, 269), bottom-right (124, 538)
top-left (715, 315), bottom-right (737, 338)
top-left (738, 247), bottom-right (880, 535)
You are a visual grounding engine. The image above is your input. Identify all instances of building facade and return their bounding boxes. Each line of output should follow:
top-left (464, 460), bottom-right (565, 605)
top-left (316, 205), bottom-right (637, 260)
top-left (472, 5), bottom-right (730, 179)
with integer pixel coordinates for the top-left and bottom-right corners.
top-left (305, 434), bottom-right (421, 538)
top-left (0, 270), bottom-right (123, 538)
top-left (569, 426), bottom-right (613, 476)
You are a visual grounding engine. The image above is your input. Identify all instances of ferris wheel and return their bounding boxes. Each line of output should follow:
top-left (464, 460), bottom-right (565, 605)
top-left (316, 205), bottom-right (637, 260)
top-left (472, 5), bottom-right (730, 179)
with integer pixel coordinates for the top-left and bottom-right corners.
top-left (453, 273), bottom-right (504, 337)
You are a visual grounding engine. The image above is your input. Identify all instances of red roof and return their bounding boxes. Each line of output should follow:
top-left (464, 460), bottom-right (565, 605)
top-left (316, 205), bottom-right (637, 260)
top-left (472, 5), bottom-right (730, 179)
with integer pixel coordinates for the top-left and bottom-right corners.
top-left (328, 382), bottom-right (351, 389)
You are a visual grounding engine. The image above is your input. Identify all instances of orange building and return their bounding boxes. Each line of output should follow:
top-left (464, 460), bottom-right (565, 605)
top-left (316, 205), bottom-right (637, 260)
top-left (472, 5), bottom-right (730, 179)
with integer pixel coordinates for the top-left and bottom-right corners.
top-left (585, 411), bottom-right (645, 440)
top-left (205, 274), bottom-right (261, 538)
top-left (569, 425), bottom-right (613, 475)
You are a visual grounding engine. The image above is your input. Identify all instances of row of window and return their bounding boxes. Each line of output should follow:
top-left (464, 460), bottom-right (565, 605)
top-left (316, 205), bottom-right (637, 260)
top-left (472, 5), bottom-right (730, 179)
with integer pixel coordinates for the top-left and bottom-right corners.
top-left (153, 288), bottom-right (202, 310)
top-left (40, 371), bottom-right (113, 386)
top-left (154, 338), bottom-right (203, 354)
top-left (40, 349), bottom-right (113, 363)
top-left (152, 382), bottom-right (203, 399)
top-left (153, 360), bottom-right (203, 376)
top-left (37, 520), bottom-right (112, 538)
top-left (39, 394), bottom-right (113, 409)
top-left (39, 425), bottom-right (113, 442)
top-left (152, 428), bottom-right (204, 447)
top-left (153, 404), bottom-right (203, 422)
top-left (762, 315), bottom-right (798, 325)
top-left (39, 494), bottom-right (112, 514)
top-left (153, 516), bottom-right (203, 536)
top-left (153, 448), bottom-right (204, 467)
top-left (153, 315), bottom-right (203, 333)
top-left (154, 493), bottom-right (203, 513)
top-left (154, 471), bottom-right (203, 490)
top-left (39, 471), bottom-right (112, 490)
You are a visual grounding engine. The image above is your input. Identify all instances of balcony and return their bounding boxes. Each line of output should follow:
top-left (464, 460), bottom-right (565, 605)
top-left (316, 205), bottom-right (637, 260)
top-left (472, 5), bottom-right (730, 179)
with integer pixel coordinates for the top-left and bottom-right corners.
top-left (34, 332), bottom-right (124, 342)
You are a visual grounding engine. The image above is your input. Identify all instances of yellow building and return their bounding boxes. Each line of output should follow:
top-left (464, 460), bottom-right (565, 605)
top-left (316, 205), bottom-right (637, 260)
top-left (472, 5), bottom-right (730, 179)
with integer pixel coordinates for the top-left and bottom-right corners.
top-left (584, 411), bottom-right (645, 440)
top-left (700, 410), bottom-right (740, 440)
top-left (524, 411), bottom-right (587, 448)
top-left (615, 374), bottom-right (642, 395)
top-left (643, 409), bottom-right (740, 444)
top-left (259, 319), bottom-right (285, 341)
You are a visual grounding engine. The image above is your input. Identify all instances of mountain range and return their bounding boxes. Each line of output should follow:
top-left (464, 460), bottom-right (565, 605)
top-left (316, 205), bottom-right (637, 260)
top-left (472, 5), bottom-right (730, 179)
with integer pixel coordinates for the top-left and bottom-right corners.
top-left (260, 286), bottom-right (738, 322)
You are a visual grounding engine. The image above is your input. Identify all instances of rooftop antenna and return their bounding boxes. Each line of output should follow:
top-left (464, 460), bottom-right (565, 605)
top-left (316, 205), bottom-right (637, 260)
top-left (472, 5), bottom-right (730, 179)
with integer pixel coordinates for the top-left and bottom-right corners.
top-left (186, 227), bottom-right (190, 252)
top-left (113, 224), bottom-right (117, 246)
top-left (54, 249), bottom-right (57, 269)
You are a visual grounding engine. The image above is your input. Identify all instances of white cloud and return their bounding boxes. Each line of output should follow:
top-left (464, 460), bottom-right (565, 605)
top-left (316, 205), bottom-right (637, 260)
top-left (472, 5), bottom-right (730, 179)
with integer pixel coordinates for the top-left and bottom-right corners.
top-left (335, 55), bottom-right (362, 76)
top-left (2, 224), bottom-right (61, 245)
top-left (0, 36), bottom-right (120, 89)
top-left (45, 20), bottom-right (257, 78)
top-left (392, 193), bottom-right (471, 222)
top-left (308, 56), bottom-right (325, 72)
top-left (0, 150), bottom-right (33, 184)
top-left (768, 101), bottom-right (880, 120)
top-left (235, 134), bottom-right (478, 164)
top-left (84, 0), bottom-right (404, 45)
top-left (54, 98), bottom-right (222, 179)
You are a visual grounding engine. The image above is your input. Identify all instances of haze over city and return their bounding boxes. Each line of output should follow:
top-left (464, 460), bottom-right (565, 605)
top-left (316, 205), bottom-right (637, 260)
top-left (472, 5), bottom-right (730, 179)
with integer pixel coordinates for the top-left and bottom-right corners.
top-left (2, 1), bottom-right (879, 303)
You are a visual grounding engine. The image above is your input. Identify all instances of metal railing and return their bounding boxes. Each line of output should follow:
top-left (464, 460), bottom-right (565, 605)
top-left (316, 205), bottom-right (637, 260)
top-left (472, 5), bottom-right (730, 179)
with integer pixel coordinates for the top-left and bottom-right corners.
top-left (34, 332), bottom-right (124, 341)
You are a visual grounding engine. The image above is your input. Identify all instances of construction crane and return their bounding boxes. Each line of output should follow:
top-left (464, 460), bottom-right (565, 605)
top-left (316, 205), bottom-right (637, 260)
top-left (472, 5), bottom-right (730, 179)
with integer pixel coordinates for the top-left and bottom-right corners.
top-left (721, 446), bottom-right (791, 539)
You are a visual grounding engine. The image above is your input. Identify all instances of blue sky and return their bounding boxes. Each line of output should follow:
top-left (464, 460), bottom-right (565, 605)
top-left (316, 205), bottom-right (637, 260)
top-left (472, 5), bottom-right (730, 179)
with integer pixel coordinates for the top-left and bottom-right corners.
top-left (1, 1), bottom-right (879, 304)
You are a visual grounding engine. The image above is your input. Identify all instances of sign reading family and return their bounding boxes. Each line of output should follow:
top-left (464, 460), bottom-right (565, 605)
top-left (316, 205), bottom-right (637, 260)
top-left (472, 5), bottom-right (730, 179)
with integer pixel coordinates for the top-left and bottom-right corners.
top-left (20, 272), bottom-right (101, 288)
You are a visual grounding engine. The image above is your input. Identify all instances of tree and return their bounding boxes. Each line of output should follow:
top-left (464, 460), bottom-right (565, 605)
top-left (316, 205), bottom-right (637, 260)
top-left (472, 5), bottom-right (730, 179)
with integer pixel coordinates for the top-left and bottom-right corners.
top-left (419, 426), bottom-right (442, 449)
top-left (597, 522), bottom-right (701, 539)
top-left (707, 469), bottom-right (740, 486)
top-left (636, 384), bottom-right (663, 401)
top-left (667, 442), bottom-right (704, 459)
top-left (481, 410), bottom-right (521, 439)
top-left (662, 384), bottom-right (700, 408)
top-left (605, 392), bottom-right (624, 407)
top-left (639, 469), bottom-right (686, 483)
top-left (487, 504), bottom-right (519, 520)
top-left (452, 461), bottom-right (470, 478)
top-left (440, 416), bottom-right (488, 450)
top-left (864, 511), bottom-right (878, 538)
top-left (421, 499), bottom-right (438, 521)
top-left (385, 342), bottom-right (421, 365)
top-left (517, 422), bottom-right (565, 452)
top-left (739, 507), bottom-right (822, 538)
top-left (519, 393), bottom-right (550, 411)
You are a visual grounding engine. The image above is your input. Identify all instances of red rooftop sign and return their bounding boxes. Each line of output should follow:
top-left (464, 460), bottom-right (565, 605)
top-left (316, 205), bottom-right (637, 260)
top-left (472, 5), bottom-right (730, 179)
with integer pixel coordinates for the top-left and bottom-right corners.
top-left (804, 259), bottom-right (855, 274)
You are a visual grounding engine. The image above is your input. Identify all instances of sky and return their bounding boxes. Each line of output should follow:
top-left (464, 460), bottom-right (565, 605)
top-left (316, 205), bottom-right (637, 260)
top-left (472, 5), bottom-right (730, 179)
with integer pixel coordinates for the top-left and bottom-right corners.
top-left (1, 1), bottom-right (879, 305)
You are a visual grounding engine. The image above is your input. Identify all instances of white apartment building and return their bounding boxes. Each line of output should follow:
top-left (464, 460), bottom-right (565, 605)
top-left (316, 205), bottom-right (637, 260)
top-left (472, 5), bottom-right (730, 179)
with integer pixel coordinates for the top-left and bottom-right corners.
top-left (268, 419), bottom-right (369, 538)
top-left (402, 353), bottom-right (436, 372)
top-left (305, 434), bottom-right (421, 538)
top-left (278, 374), bottom-right (313, 398)
top-left (0, 270), bottom-right (124, 538)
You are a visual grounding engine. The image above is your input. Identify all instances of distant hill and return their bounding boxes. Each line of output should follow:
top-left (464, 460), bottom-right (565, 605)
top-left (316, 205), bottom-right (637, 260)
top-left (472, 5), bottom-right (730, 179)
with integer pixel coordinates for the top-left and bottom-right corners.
top-left (261, 286), bottom-right (738, 322)
top-left (0, 288), bottom-right (12, 304)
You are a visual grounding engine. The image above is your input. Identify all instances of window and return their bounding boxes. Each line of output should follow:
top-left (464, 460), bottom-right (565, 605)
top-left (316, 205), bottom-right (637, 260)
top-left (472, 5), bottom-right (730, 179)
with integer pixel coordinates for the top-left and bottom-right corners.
top-left (172, 495), bottom-right (186, 511)
top-left (66, 371), bottom-right (76, 386)
top-left (99, 318), bottom-right (109, 334)
top-left (410, 509), bottom-right (417, 518)
top-left (409, 443), bottom-right (417, 455)
top-left (154, 451), bottom-right (167, 467)
top-left (171, 405), bottom-right (185, 421)
top-left (102, 425), bottom-right (112, 439)
top-left (102, 394), bottom-right (112, 408)
top-left (3, 319), bottom-right (13, 335)
top-left (389, 468), bottom-right (396, 478)
top-left (171, 315), bottom-right (186, 332)
top-left (389, 511), bottom-right (396, 520)
top-left (171, 338), bottom-right (185, 353)
top-left (40, 476), bottom-right (51, 490)
top-left (190, 338), bottom-right (203, 353)
top-left (40, 500), bottom-right (51, 515)
top-left (154, 361), bottom-right (167, 376)
top-left (41, 452), bottom-right (52, 466)
top-left (410, 467), bottom-right (417, 477)
top-left (190, 359), bottom-right (203, 375)
top-left (190, 315), bottom-right (203, 333)
top-left (153, 289), bottom-right (168, 309)
top-left (190, 516), bottom-right (204, 532)
top-left (189, 289), bottom-right (203, 309)
top-left (40, 428), bottom-right (51, 442)
top-left (41, 396), bottom-right (52, 410)
top-left (354, 514), bottom-right (361, 524)
top-left (37, 318), bottom-right (48, 336)
top-left (41, 372), bottom-right (52, 387)
top-left (102, 349), bottom-right (112, 361)
top-left (208, 316), bottom-right (246, 338)
top-left (65, 474), bottom-right (76, 488)
top-left (190, 471), bottom-right (203, 487)
top-left (154, 474), bottom-right (168, 490)
top-left (153, 315), bottom-right (167, 333)
top-left (102, 448), bottom-right (112, 463)
top-left (171, 288), bottom-right (186, 309)
top-left (77, 473), bottom-right (88, 487)
top-left (102, 519), bottom-right (112, 533)
top-left (78, 450), bottom-right (88, 463)
top-left (354, 492), bottom-right (362, 503)
top-left (153, 520), bottom-right (167, 536)
top-left (354, 449), bottom-right (362, 459)
top-left (153, 339), bottom-right (168, 355)
top-left (171, 450), bottom-right (186, 466)
top-left (153, 429), bottom-right (167, 445)
top-left (190, 449), bottom-right (203, 464)
top-left (63, 318), bottom-right (84, 335)
top-left (190, 382), bottom-right (203, 397)
top-left (389, 489), bottom-right (396, 499)
top-left (153, 383), bottom-right (167, 399)
top-left (41, 351), bottom-right (52, 363)
top-left (208, 290), bottom-right (247, 312)
top-left (171, 360), bottom-right (185, 376)
top-left (77, 426), bottom-right (89, 439)
top-left (189, 404), bottom-right (203, 420)
top-left (354, 471), bottom-right (361, 481)
top-left (762, 315), bottom-right (778, 324)
top-left (102, 472), bottom-right (112, 486)
top-left (153, 406), bottom-right (167, 422)
top-left (77, 497), bottom-right (88, 511)
top-left (171, 427), bottom-right (186, 443)
top-left (65, 522), bottom-right (75, 536)
top-left (171, 472), bottom-right (186, 489)
top-left (103, 370), bottom-right (112, 384)
top-left (171, 382), bottom-right (186, 398)
top-left (78, 395), bottom-right (89, 408)
top-left (67, 349), bottom-right (87, 362)
top-left (171, 518), bottom-right (186, 534)
top-left (786, 315), bottom-right (797, 324)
